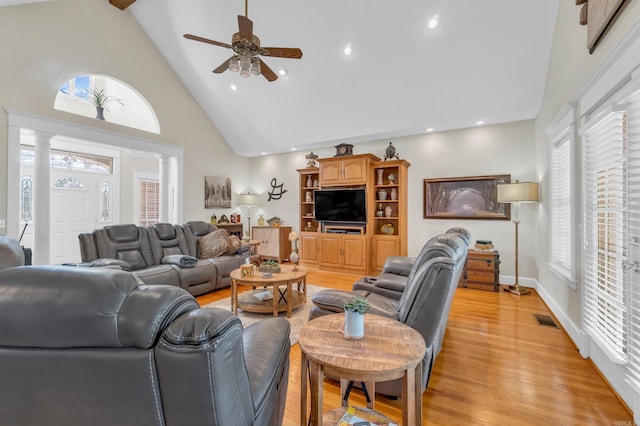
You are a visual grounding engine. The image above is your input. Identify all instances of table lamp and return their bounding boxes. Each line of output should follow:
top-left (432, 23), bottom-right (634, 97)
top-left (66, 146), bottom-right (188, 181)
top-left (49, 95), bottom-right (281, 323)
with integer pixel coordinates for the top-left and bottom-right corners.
top-left (238, 192), bottom-right (258, 240)
top-left (497, 180), bottom-right (539, 295)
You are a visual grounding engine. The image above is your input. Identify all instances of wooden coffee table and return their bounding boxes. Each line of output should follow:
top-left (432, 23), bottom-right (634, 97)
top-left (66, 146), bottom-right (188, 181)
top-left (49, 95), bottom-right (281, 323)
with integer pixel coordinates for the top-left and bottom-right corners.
top-left (229, 264), bottom-right (307, 318)
top-left (298, 313), bottom-right (426, 426)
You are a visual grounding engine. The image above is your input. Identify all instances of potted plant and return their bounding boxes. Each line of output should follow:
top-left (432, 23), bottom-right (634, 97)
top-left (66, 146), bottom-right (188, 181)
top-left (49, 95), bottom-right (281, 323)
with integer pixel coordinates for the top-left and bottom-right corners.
top-left (87, 88), bottom-right (124, 120)
top-left (343, 296), bottom-right (371, 339)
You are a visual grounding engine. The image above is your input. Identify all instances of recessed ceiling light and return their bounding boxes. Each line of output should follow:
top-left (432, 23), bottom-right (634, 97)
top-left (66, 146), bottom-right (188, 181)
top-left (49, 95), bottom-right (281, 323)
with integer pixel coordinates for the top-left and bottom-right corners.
top-left (343, 43), bottom-right (353, 56)
top-left (291, 147), bottom-right (296, 151)
top-left (427, 14), bottom-right (439, 29)
top-left (278, 67), bottom-right (288, 77)
top-left (261, 152), bottom-right (267, 155)
top-left (475, 120), bottom-right (485, 125)
top-left (426, 128), bottom-right (434, 132)
top-left (229, 83), bottom-right (238, 91)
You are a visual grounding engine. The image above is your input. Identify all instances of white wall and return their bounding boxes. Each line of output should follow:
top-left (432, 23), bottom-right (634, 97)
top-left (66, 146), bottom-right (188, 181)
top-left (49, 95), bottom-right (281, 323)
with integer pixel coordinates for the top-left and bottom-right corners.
top-left (0, 0), bottom-right (249, 233)
top-left (249, 120), bottom-right (539, 283)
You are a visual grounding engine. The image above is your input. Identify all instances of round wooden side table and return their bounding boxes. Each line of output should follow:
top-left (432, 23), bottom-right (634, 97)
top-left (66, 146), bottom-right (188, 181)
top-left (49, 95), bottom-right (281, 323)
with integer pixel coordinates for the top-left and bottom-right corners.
top-left (298, 313), bottom-right (426, 425)
top-left (229, 264), bottom-right (307, 318)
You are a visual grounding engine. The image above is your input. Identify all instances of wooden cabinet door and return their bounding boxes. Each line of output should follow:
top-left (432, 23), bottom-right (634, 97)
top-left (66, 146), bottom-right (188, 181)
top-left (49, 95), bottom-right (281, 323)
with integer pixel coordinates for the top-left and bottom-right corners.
top-left (341, 157), bottom-right (368, 184)
top-left (319, 234), bottom-right (342, 268)
top-left (253, 227), bottom-right (274, 258)
top-left (342, 235), bottom-right (367, 272)
top-left (319, 160), bottom-right (342, 186)
top-left (371, 235), bottom-right (400, 272)
top-left (300, 232), bottom-right (319, 265)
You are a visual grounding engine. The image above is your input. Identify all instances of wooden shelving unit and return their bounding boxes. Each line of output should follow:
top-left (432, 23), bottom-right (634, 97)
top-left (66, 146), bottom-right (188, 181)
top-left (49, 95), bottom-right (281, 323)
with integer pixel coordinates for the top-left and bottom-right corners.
top-left (297, 155), bottom-right (410, 275)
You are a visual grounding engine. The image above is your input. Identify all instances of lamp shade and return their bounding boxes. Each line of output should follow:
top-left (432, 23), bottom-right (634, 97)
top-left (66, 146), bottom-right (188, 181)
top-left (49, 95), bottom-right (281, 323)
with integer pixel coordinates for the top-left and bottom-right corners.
top-left (238, 192), bottom-right (258, 206)
top-left (497, 181), bottom-right (539, 203)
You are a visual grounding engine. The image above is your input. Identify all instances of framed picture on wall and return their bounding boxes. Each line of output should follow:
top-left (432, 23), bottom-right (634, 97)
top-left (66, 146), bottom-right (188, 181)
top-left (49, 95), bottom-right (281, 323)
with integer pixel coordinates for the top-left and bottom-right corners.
top-left (205, 175), bottom-right (232, 208)
top-left (423, 174), bottom-right (511, 220)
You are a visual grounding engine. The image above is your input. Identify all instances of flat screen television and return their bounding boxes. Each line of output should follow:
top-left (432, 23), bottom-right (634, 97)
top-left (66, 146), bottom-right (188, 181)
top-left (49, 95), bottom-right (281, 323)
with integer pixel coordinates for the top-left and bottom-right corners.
top-left (314, 188), bottom-right (367, 223)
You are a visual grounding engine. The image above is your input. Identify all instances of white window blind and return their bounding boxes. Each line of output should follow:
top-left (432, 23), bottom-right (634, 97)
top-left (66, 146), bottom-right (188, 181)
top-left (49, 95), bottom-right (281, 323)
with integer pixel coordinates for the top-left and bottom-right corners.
top-left (583, 109), bottom-right (627, 364)
top-left (139, 179), bottom-right (159, 227)
top-left (622, 89), bottom-right (640, 388)
top-left (550, 134), bottom-right (573, 280)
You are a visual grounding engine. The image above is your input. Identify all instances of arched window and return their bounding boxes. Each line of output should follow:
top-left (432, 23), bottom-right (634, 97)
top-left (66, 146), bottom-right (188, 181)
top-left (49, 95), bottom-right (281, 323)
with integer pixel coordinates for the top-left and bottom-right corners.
top-left (54, 74), bottom-right (160, 134)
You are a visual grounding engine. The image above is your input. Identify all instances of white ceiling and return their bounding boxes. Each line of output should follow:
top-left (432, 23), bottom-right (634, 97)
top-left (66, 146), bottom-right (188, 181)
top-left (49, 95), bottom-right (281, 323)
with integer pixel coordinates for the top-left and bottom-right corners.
top-left (130, 0), bottom-right (559, 157)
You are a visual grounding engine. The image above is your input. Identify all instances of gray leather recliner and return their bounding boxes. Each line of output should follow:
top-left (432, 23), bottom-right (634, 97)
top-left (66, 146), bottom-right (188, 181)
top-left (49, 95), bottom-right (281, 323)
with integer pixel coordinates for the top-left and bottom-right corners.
top-left (309, 229), bottom-right (470, 398)
top-left (0, 236), bottom-right (24, 269)
top-left (0, 265), bottom-right (290, 426)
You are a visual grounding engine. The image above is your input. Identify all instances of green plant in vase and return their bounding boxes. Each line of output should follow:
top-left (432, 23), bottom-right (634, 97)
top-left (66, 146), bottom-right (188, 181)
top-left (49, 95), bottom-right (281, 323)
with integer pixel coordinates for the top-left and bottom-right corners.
top-left (87, 88), bottom-right (124, 120)
top-left (343, 296), bottom-right (371, 339)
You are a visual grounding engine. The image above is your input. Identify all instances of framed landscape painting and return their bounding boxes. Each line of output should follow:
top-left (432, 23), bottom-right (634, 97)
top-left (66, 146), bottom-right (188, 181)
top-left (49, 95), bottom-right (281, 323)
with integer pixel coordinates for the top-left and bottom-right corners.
top-left (423, 175), bottom-right (511, 220)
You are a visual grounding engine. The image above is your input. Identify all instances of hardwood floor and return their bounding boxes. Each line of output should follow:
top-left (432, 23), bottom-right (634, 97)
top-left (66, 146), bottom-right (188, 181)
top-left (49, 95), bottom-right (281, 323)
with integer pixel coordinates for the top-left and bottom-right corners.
top-left (196, 269), bottom-right (634, 425)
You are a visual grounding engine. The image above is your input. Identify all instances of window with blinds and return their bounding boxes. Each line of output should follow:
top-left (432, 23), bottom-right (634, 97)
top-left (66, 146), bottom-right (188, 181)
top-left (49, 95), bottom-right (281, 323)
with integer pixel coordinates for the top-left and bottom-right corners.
top-left (583, 109), bottom-right (628, 364)
top-left (621, 89), bottom-right (640, 390)
top-left (139, 179), bottom-right (159, 227)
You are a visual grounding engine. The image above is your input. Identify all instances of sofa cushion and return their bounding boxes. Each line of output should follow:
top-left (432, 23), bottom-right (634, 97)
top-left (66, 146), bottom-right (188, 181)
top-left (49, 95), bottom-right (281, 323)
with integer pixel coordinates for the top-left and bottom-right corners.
top-left (116, 249), bottom-right (147, 270)
top-left (224, 235), bottom-right (243, 255)
top-left (198, 229), bottom-right (229, 258)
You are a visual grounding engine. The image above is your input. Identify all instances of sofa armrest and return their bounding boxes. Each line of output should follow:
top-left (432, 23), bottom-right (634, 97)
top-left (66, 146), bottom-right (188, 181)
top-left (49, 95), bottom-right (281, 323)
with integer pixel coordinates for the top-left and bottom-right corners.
top-left (88, 258), bottom-right (132, 271)
top-left (382, 256), bottom-right (415, 276)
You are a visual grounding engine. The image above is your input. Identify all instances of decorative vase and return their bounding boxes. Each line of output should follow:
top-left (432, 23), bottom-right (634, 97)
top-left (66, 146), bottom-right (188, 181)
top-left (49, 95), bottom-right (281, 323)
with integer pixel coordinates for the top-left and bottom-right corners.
top-left (376, 203), bottom-right (384, 217)
top-left (290, 241), bottom-right (299, 271)
top-left (385, 205), bottom-right (393, 218)
top-left (381, 223), bottom-right (395, 235)
top-left (305, 191), bottom-right (312, 202)
top-left (306, 175), bottom-right (313, 187)
top-left (258, 215), bottom-right (265, 226)
top-left (377, 169), bottom-right (384, 185)
top-left (344, 309), bottom-right (365, 339)
top-left (377, 189), bottom-right (387, 200)
top-left (390, 187), bottom-right (398, 200)
top-left (388, 173), bottom-right (396, 184)
top-left (95, 106), bottom-right (105, 120)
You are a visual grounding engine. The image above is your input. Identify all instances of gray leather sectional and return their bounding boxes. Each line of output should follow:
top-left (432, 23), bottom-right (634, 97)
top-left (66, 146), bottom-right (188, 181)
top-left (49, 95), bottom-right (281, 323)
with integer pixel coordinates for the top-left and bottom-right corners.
top-left (0, 265), bottom-right (290, 425)
top-left (78, 221), bottom-right (250, 296)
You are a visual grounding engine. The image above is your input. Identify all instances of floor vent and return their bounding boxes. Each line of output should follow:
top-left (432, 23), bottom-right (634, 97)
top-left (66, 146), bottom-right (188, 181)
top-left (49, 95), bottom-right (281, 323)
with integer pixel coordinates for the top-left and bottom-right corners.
top-left (534, 314), bottom-right (559, 328)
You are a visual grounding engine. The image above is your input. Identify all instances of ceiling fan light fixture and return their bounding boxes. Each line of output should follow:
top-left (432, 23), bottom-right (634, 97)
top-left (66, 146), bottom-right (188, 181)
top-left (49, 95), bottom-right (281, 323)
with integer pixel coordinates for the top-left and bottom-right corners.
top-left (250, 57), bottom-right (261, 75)
top-left (278, 67), bottom-right (287, 77)
top-left (343, 43), bottom-right (353, 56)
top-left (229, 56), bottom-right (240, 72)
top-left (239, 54), bottom-right (251, 78)
top-left (428, 14), bottom-right (439, 29)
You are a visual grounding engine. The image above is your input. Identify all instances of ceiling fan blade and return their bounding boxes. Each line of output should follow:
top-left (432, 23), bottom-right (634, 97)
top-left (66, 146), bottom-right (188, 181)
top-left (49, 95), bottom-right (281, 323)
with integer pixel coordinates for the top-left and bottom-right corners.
top-left (238, 15), bottom-right (254, 40)
top-left (259, 59), bottom-right (278, 82)
top-left (261, 47), bottom-right (303, 59)
top-left (183, 34), bottom-right (232, 49)
top-left (213, 57), bottom-right (233, 74)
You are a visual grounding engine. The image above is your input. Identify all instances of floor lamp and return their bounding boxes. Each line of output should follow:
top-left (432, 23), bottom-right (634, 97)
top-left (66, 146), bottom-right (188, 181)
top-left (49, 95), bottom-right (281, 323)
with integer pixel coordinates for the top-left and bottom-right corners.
top-left (238, 192), bottom-right (258, 241)
top-left (497, 181), bottom-right (539, 296)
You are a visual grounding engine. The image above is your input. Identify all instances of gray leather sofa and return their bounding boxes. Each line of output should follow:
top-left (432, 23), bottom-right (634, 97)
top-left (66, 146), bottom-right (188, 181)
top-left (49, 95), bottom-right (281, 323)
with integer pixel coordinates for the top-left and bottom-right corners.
top-left (309, 228), bottom-right (470, 398)
top-left (0, 265), bottom-right (290, 426)
top-left (78, 221), bottom-right (250, 296)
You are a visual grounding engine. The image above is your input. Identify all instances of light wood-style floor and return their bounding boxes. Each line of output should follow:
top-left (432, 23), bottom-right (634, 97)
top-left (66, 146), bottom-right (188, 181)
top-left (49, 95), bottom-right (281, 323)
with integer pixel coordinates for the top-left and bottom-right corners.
top-left (196, 269), bottom-right (634, 425)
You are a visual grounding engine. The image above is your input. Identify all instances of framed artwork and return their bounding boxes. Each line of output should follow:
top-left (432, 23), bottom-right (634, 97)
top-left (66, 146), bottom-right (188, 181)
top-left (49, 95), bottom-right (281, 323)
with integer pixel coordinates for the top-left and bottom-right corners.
top-left (423, 175), bottom-right (511, 220)
top-left (204, 175), bottom-right (232, 209)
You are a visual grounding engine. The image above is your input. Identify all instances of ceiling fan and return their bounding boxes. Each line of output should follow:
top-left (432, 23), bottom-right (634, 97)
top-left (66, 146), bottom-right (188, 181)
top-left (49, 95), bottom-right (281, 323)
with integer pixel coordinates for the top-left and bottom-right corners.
top-left (183, 0), bottom-right (303, 82)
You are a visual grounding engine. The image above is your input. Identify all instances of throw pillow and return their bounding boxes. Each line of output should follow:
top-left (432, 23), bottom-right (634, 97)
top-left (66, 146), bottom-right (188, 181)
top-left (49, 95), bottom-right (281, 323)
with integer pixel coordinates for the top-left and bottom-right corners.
top-left (198, 229), bottom-right (229, 258)
top-left (224, 235), bottom-right (243, 255)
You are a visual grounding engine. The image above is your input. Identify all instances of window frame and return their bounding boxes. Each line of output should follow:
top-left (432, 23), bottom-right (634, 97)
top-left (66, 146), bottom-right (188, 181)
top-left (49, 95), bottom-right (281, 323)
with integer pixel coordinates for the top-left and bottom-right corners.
top-left (547, 103), bottom-right (577, 288)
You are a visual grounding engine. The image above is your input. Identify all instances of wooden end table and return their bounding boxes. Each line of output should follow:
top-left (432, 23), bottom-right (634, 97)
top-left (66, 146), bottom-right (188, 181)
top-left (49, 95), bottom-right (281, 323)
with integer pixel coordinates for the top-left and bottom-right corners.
top-left (298, 313), bottom-right (426, 426)
top-left (229, 264), bottom-right (307, 318)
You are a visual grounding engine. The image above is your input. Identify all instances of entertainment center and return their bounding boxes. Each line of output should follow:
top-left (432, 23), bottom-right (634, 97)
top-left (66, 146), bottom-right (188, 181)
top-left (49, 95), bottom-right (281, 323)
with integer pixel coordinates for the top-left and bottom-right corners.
top-left (297, 153), bottom-right (410, 274)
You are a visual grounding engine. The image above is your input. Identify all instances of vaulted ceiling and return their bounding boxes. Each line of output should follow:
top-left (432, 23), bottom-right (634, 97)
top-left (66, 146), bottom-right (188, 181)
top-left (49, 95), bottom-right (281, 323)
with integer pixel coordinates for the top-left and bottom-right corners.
top-left (119, 1), bottom-right (559, 157)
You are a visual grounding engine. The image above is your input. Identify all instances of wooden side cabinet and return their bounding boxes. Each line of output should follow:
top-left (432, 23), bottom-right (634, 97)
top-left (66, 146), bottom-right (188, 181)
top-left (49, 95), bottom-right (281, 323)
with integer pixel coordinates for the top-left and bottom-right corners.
top-left (214, 222), bottom-right (243, 238)
top-left (252, 226), bottom-right (292, 263)
top-left (459, 249), bottom-right (500, 292)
